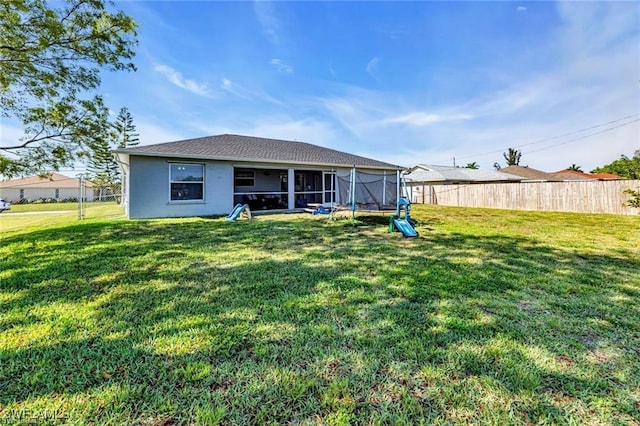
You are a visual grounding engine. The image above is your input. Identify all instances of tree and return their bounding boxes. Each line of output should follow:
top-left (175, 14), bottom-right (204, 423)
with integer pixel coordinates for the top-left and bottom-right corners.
top-left (568, 164), bottom-right (582, 171)
top-left (591, 155), bottom-right (640, 180)
top-left (493, 162), bottom-right (502, 170)
top-left (86, 107), bottom-right (139, 201)
top-left (465, 162), bottom-right (479, 170)
top-left (503, 148), bottom-right (522, 166)
top-left (0, 0), bottom-right (137, 177)
top-left (113, 107), bottom-right (139, 148)
top-left (87, 134), bottom-right (120, 201)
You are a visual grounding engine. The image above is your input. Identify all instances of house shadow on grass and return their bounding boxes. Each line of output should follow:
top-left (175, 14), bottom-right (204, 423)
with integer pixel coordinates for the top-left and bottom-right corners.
top-left (0, 216), bottom-right (639, 423)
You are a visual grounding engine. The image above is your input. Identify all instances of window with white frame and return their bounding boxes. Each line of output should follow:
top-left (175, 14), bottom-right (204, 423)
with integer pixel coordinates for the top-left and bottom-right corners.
top-left (170, 164), bottom-right (204, 201)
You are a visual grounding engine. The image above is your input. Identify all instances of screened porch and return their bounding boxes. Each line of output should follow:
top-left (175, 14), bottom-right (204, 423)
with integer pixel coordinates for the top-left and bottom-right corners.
top-left (233, 168), bottom-right (336, 211)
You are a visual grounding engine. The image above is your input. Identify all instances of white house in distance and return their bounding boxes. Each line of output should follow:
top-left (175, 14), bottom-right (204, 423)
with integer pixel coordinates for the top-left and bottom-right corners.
top-left (114, 134), bottom-right (403, 219)
top-left (404, 164), bottom-right (523, 204)
top-left (0, 172), bottom-right (93, 203)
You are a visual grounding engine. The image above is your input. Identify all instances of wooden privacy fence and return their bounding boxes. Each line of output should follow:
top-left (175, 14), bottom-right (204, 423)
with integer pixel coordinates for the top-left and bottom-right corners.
top-left (408, 180), bottom-right (640, 215)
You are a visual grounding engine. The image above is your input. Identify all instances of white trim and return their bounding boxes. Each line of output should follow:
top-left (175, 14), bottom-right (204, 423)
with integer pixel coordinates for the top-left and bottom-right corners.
top-left (115, 151), bottom-right (403, 171)
top-left (169, 163), bottom-right (205, 202)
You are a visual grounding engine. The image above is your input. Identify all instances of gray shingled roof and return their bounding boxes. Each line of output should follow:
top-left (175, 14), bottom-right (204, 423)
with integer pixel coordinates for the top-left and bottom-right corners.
top-left (405, 164), bottom-right (523, 183)
top-left (115, 134), bottom-right (401, 170)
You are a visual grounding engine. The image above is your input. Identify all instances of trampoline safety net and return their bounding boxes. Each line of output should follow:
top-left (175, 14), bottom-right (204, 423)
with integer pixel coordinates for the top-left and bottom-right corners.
top-left (336, 169), bottom-right (398, 211)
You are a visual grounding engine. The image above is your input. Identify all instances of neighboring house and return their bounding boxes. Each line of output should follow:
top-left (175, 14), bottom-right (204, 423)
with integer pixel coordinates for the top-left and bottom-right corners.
top-left (0, 172), bottom-right (93, 203)
top-left (404, 164), bottom-right (524, 204)
top-left (590, 172), bottom-right (621, 180)
top-left (551, 169), bottom-right (595, 181)
top-left (114, 134), bottom-right (403, 219)
top-left (405, 164), bottom-right (523, 184)
top-left (499, 165), bottom-right (564, 182)
top-left (552, 169), bottom-right (621, 181)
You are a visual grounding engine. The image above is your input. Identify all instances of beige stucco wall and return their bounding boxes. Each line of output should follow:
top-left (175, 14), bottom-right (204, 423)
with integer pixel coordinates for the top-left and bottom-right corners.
top-left (0, 187), bottom-right (93, 202)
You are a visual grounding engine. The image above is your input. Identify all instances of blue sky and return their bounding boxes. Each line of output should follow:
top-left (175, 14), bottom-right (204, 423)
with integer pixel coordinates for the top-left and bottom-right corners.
top-left (3, 1), bottom-right (639, 171)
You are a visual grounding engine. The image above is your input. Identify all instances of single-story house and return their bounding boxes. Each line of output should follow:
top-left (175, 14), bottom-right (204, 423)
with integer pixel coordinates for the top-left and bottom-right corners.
top-left (589, 172), bottom-right (621, 180)
top-left (552, 169), bottom-right (621, 181)
top-left (114, 134), bottom-right (403, 219)
top-left (403, 164), bottom-right (524, 204)
top-left (405, 164), bottom-right (523, 184)
top-left (0, 172), bottom-right (93, 203)
top-left (499, 165), bottom-right (564, 182)
top-left (502, 166), bottom-right (621, 182)
top-left (551, 169), bottom-right (595, 181)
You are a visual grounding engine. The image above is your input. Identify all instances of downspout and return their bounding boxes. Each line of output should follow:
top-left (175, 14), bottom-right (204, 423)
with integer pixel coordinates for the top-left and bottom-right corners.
top-left (114, 152), bottom-right (130, 216)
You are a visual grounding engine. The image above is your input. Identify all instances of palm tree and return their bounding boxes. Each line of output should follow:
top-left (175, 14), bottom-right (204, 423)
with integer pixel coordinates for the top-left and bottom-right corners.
top-left (503, 148), bottom-right (522, 166)
top-left (568, 164), bottom-right (582, 171)
top-left (465, 162), bottom-right (479, 169)
top-left (493, 162), bottom-right (502, 170)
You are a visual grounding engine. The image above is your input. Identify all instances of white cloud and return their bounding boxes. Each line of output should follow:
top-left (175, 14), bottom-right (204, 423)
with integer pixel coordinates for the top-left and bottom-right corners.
top-left (254, 1), bottom-right (281, 44)
top-left (386, 112), bottom-right (474, 126)
top-left (135, 120), bottom-right (188, 145)
top-left (319, 89), bottom-right (388, 141)
top-left (516, 6), bottom-right (527, 12)
top-left (220, 78), bottom-right (250, 100)
top-left (189, 116), bottom-right (341, 150)
top-left (154, 64), bottom-right (211, 97)
top-left (315, 48), bottom-right (638, 171)
top-left (269, 58), bottom-right (293, 74)
top-left (366, 57), bottom-right (381, 81)
top-left (220, 78), bottom-right (283, 105)
top-left (245, 119), bottom-right (340, 147)
top-left (555, 2), bottom-right (638, 56)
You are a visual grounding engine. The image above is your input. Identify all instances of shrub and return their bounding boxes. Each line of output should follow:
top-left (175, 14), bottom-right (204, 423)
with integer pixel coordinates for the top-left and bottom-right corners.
top-left (623, 188), bottom-right (640, 209)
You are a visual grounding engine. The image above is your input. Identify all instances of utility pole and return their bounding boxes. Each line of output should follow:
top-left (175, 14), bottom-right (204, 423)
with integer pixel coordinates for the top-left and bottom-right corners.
top-left (452, 157), bottom-right (456, 167)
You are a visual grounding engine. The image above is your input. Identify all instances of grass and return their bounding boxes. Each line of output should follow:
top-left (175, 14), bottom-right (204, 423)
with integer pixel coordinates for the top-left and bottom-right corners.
top-left (0, 205), bottom-right (639, 424)
top-left (6, 202), bottom-right (80, 213)
top-left (0, 203), bottom-right (124, 235)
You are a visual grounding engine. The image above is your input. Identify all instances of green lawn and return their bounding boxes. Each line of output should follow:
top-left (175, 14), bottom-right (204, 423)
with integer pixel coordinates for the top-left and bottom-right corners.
top-left (0, 203), bottom-right (124, 235)
top-left (5, 202), bottom-right (80, 213)
top-left (1, 206), bottom-right (639, 424)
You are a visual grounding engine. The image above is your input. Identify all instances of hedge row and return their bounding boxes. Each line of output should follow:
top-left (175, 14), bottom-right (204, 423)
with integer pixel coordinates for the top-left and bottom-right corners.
top-left (10, 197), bottom-right (80, 204)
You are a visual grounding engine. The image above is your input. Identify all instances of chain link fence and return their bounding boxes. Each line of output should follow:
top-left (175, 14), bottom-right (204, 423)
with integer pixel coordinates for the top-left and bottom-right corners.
top-left (0, 174), bottom-right (125, 220)
top-left (76, 174), bottom-right (125, 219)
